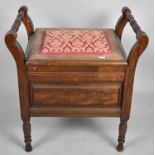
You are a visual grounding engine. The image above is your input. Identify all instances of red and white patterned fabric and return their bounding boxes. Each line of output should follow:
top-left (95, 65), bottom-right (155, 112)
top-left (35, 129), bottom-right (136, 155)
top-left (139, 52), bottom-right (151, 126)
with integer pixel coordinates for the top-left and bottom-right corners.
top-left (40, 30), bottom-right (112, 55)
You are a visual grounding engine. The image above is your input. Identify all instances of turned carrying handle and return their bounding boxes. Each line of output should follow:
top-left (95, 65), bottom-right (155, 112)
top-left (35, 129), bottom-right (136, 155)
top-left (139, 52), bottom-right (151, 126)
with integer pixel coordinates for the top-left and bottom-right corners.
top-left (5, 6), bottom-right (34, 67)
top-left (115, 7), bottom-right (149, 64)
top-left (122, 7), bottom-right (142, 35)
top-left (7, 6), bottom-right (34, 40)
top-left (10, 9), bottom-right (25, 33)
top-left (115, 7), bottom-right (148, 41)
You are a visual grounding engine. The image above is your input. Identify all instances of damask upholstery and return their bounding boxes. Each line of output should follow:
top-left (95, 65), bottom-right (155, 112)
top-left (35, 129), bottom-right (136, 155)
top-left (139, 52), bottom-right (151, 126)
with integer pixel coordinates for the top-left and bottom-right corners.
top-left (41, 30), bottom-right (112, 55)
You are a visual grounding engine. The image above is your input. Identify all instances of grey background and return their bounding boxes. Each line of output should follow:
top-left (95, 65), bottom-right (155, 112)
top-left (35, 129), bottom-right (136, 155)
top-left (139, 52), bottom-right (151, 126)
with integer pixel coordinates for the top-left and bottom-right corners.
top-left (0, 0), bottom-right (153, 155)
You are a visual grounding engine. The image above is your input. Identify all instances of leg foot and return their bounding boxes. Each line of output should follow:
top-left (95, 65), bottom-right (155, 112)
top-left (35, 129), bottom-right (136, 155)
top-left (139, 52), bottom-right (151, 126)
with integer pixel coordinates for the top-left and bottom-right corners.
top-left (117, 143), bottom-right (124, 152)
top-left (25, 143), bottom-right (32, 152)
top-left (116, 120), bottom-right (127, 152)
top-left (23, 121), bottom-right (32, 152)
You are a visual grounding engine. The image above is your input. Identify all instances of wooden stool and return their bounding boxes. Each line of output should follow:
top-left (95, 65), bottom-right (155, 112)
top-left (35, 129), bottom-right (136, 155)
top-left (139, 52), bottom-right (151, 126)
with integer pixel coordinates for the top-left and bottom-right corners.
top-left (5, 6), bottom-right (148, 152)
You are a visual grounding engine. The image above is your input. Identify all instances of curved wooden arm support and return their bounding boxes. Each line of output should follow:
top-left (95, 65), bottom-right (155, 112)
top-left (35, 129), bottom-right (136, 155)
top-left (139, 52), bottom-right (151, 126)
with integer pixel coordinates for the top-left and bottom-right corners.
top-left (115, 7), bottom-right (149, 121)
top-left (121, 32), bottom-right (148, 120)
top-left (5, 30), bottom-right (25, 69)
top-left (4, 6), bottom-right (33, 122)
top-left (5, 30), bottom-right (32, 151)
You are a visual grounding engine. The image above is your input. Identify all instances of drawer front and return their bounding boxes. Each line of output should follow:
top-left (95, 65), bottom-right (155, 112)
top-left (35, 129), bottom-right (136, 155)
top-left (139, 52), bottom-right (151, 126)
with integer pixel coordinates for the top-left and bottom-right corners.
top-left (27, 66), bottom-right (126, 82)
top-left (30, 82), bottom-right (122, 107)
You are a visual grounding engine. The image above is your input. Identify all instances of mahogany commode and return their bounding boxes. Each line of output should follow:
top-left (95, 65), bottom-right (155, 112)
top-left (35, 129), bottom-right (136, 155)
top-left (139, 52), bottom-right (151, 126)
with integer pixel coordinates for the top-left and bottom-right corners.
top-left (5, 6), bottom-right (149, 152)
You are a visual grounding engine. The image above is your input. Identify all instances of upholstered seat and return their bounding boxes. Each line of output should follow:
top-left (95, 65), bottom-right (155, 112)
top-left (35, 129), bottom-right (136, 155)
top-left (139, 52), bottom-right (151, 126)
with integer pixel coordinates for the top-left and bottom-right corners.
top-left (26, 28), bottom-right (127, 65)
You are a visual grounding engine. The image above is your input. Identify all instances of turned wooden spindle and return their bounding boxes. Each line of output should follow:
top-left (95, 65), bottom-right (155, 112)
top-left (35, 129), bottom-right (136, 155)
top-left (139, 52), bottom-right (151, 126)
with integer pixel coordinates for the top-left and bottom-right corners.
top-left (23, 121), bottom-right (32, 152)
top-left (117, 121), bottom-right (127, 151)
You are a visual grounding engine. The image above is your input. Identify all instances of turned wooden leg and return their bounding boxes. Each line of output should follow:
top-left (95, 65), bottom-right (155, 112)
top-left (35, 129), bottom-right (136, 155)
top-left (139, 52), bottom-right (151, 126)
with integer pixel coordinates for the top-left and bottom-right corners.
top-left (117, 120), bottom-right (127, 152)
top-left (23, 120), bottom-right (32, 152)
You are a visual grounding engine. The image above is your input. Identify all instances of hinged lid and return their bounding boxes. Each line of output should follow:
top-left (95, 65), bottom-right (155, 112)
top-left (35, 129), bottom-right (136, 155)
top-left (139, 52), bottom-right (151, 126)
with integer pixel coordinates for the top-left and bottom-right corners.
top-left (26, 28), bottom-right (127, 66)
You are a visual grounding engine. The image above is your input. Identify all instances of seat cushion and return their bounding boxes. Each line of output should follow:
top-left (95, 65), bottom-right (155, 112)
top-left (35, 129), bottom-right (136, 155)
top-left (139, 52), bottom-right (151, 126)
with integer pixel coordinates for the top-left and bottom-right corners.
top-left (41, 29), bottom-right (112, 55)
top-left (26, 28), bottom-right (127, 65)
